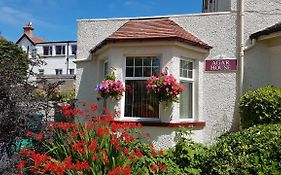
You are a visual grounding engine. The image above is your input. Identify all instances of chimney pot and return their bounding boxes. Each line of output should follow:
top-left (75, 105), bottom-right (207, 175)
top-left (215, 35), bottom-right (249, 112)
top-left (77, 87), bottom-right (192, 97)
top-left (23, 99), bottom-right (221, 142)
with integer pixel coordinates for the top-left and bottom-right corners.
top-left (23, 22), bottom-right (34, 37)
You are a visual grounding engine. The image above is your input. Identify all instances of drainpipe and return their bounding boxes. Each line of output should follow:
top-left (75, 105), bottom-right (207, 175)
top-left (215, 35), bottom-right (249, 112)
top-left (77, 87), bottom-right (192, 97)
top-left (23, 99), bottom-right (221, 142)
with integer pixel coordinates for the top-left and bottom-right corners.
top-left (238, 0), bottom-right (245, 98)
top-left (66, 42), bottom-right (69, 75)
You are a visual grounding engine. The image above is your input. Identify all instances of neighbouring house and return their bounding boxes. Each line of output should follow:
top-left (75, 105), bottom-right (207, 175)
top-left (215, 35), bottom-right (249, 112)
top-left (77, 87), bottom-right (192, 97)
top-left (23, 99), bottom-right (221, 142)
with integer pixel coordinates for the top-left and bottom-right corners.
top-left (75, 0), bottom-right (281, 149)
top-left (16, 22), bottom-right (77, 92)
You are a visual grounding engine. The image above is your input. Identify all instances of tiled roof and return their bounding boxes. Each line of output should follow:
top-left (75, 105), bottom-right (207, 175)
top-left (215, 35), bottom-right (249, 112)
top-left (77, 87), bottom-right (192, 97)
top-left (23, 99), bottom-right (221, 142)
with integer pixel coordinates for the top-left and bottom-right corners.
top-left (250, 22), bottom-right (281, 39)
top-left (91, 18), bottom-right (211, 53)
top-left (30, 36), bottom-right (46, 43)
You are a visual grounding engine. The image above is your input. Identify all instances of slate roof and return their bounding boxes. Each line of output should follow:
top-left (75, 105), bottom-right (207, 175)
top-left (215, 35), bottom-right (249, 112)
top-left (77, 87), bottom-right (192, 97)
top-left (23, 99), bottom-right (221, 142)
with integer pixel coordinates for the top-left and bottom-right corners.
top-left (250, 22), bottom-right (281, 39)
top-left (91, 18), bottom-right (212, 53)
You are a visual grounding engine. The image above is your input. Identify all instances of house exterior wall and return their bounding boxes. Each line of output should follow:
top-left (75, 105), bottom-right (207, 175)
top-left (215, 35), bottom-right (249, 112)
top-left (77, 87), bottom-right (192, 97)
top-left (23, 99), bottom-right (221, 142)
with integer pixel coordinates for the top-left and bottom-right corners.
top-left (75, 0), bottom-right (281, 147)
top-left (34, 43), bottom-right (76, 75)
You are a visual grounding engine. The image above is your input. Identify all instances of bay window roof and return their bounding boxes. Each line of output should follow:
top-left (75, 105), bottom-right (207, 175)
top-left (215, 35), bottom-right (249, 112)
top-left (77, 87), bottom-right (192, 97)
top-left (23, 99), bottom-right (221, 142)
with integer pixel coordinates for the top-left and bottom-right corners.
top-left (91, 18), bottom-right (212, 53)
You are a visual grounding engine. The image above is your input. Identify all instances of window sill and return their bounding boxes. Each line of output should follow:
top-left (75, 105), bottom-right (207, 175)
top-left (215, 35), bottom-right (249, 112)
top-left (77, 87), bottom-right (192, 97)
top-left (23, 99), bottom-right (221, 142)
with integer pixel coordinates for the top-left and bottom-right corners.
top-left (113, 120), bottom-right (206, 128)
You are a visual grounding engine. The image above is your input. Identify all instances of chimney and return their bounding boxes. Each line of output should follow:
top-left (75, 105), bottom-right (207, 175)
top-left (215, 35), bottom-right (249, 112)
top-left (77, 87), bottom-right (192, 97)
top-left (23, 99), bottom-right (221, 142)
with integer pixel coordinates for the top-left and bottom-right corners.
top-left (23, 22), bottom-right (34, 37)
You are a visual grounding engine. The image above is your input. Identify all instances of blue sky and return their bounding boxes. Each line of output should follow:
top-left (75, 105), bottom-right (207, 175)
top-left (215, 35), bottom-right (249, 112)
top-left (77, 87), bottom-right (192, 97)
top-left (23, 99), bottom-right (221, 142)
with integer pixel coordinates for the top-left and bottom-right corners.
top-left (0, 0), bottom-right (202, 42)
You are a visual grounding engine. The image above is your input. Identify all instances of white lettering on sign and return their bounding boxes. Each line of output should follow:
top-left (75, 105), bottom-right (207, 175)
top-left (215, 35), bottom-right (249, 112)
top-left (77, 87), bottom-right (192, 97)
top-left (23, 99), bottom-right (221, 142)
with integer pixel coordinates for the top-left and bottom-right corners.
top-left (205, 59), bottom-right (237, 72)
top-left (210, 60), bottom-right (231, 71)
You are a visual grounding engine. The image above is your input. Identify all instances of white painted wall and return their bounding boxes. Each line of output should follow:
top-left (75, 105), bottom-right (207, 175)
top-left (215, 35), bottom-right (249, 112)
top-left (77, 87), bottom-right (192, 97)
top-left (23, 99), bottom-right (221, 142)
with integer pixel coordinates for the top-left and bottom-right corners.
top-left (17, 38), bottom-right (77, 75)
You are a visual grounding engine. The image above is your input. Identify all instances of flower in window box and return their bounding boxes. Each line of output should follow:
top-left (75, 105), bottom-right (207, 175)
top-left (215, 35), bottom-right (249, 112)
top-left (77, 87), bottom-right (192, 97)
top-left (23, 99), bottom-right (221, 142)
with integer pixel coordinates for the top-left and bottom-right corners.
top-left (146, 73), bottom-right (186, 103)
top-left (96, 73), bottom-right (125, 101)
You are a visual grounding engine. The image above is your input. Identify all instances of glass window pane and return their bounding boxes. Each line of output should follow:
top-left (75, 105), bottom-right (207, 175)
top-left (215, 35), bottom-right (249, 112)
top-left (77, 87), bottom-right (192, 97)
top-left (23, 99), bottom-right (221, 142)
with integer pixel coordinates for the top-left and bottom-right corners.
top-left (152, 57), bottom-right (160, 66)
top-left (180, 82), bottom-right (193, 119)
top-left (126, 57), bottom-right (134, 66)
top-left (126, 67), bottom-right (133, 77)
top-left (188, 61), bottom-right (193, 70)
top-left (56, 46), bottom-right (61, 55)
top-left (152, 67), bottom-right (160, 75)
top-left (135, 67), bottom-right (142, 77)
top-left (143, 67), bottom-right (151, 77)
top-left (125, 80), bottom-right (159, 118)
top-left (143, 57), bottom-right (151, 66)
top-left (188, 70), bottom-right (193, 79)
top-left (135, 57), bottom-right (142, 66)
top-left (183, 70), bottom-right (187, 78)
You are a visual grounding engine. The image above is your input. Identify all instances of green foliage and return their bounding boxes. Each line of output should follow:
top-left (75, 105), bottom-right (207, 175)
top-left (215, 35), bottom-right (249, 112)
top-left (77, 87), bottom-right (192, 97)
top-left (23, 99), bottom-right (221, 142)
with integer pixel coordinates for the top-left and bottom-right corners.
top-left (203, 124), bottom-right (281, 175)
top-left (170, 127), bottom-right (208, 175)
top-left (0, 40), bottom-right (28, 83)
top-left (105, 72), bottom-right (116, 80)
top-left (129, 141), bottom-right (182, 174)
top-left (239, 86), bottom-right (281, 128)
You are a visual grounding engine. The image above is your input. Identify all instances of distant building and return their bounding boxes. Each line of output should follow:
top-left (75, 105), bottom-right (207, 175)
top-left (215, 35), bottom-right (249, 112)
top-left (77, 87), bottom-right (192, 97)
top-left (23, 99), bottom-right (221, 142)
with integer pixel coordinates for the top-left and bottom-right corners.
top-left (16, 22), bottom-right (77, 76)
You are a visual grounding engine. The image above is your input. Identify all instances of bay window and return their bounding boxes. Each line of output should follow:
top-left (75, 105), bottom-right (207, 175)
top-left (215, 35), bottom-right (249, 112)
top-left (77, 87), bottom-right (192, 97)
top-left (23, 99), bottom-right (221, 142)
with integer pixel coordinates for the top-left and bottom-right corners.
top-left (125, 56), bottom-right (160, 118)
top-left (180, 59), bottom-right (194, 119)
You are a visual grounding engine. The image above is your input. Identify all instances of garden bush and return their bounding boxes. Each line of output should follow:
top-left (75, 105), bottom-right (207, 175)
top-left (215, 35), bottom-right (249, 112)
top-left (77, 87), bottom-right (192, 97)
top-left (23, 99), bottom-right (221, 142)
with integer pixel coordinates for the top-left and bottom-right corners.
top-left (170, 127), bottom-right (208, 175)
top-left (203, 124), bottom-right (281, 175)
top-left (239, 85), bottom-right (281, 128)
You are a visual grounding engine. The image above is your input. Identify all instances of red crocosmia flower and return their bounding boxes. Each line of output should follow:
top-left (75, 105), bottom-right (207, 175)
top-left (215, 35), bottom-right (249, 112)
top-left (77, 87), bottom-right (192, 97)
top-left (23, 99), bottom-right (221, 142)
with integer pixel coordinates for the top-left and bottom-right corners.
top-left (88, 139), bottom-right (98, 152)
top-left (36, 133), bottom-right (43, 140)
top-left (108, 166), bottom-right (122, 175)
top-left (123, 148), bottom-right (129, 155)
top-left (135, 148), bottom-right (143, 158)
top-left (159, 149), bottom-right (164, 156)
top-left (17, 160), bottom-right (25, 170)
top-left (26, 130), bottom-right (32, 137)
top-left (74, 161), bottom-right (90, 170)
top-left (86, 121), bottom-right (94, 131)
top-left (158, 163), bottom-right (167, 171)
top-left (102, 155), bottom-right (109, 164)
top-left (90, 104), bottom-right (98, 111)
top-left (151, 148), bottom-right (157, 157)
top-left (150, 164), bottom-right (158, 172)
top-left (124, 164), bottom-right (131, 175)
top-left (61, 104), bottom-right (70, 111)
top-left (92, 154), bottom-right (98, 160)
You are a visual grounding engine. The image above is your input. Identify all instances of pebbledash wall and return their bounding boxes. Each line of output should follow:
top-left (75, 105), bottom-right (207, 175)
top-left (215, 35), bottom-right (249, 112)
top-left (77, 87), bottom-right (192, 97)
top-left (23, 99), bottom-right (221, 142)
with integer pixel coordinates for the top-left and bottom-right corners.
top-left (75, 0), bottom-right (281, 148)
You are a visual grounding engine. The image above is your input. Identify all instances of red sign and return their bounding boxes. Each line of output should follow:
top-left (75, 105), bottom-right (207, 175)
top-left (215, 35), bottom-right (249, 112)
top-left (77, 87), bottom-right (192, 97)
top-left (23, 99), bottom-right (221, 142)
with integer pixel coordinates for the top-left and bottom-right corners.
top-left (205, 59), bottom-right (237, 72)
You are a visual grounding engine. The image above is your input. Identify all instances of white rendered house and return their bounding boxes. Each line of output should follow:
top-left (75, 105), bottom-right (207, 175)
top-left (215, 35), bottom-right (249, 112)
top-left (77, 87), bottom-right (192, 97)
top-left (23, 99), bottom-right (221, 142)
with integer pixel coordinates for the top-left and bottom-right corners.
top-left (75, 0), bottom-right (281, 149)
top-left (16, 22), bottom-right (77, 76)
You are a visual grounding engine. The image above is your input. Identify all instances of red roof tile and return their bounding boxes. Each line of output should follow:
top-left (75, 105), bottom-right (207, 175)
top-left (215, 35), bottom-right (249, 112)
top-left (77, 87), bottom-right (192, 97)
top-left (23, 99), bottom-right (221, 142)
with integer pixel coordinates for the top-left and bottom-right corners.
top-left (92, 18), bottom-right (211, 53)
top-left (30, 36), bottom-right (46, 43)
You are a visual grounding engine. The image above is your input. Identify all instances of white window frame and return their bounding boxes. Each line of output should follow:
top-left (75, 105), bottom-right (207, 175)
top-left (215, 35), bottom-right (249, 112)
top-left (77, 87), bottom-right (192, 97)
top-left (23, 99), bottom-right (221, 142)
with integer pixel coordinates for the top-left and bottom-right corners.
top-left (38, 69), bottom-right (44, 75)
top-left (179, 58), bottom-right (195, 121)
top-left (122, 55), bottom-right (161, 122)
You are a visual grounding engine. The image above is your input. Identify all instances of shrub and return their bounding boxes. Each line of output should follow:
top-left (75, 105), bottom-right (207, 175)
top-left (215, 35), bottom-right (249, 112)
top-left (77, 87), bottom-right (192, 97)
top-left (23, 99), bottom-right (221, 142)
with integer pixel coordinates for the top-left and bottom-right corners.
top-left (203, 124), bottom-right (281, 175)
top-left (239, 85), bottom-right (281, 128)
top-left (170, 127), bottom-right (208, 175)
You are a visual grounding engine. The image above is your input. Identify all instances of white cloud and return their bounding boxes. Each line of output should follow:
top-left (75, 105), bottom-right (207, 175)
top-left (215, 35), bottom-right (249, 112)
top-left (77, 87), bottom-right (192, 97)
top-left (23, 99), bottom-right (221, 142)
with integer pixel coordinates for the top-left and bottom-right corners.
top-left (123, 0), bottom-right (152, 9)
top-left (0, 6), bottom-right (56, 29)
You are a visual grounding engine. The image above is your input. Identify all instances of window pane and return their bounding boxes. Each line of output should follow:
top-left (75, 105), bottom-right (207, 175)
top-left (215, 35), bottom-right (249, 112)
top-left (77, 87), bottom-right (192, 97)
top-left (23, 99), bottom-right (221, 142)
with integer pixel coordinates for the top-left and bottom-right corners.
top-left (135, 67), bottom-right (142, 77)
top-left (126, 57), bottom-right (134, 66)
top-left (188, 61), bottom-right (193, 70)
top-left (62, 46), bottom-right (65, 55)
top-left (152, 67), bottom-right (160, 75)
top-left (143, 57), bottom-right (151, 66)
top-left (183, 70), bottom-right (187, 78)
top-left (135, 57), bottom-right (142, 66)
top-left (143, 67), bottom-right (151, 77)
top-left (71, 45), bottom-right (77, 55)
top-left (126, 67), bottom-right (133, 77)
top-left (188, 70), bottom-right (193, 79)
top-left (56, 46), bottom-right (62, 55)
top-left (125, 80), bottom-right (159, 118)
top-left (152, 57), bottom-right (160, 66)
top-left (180, 82), bottom-right (193, 119)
